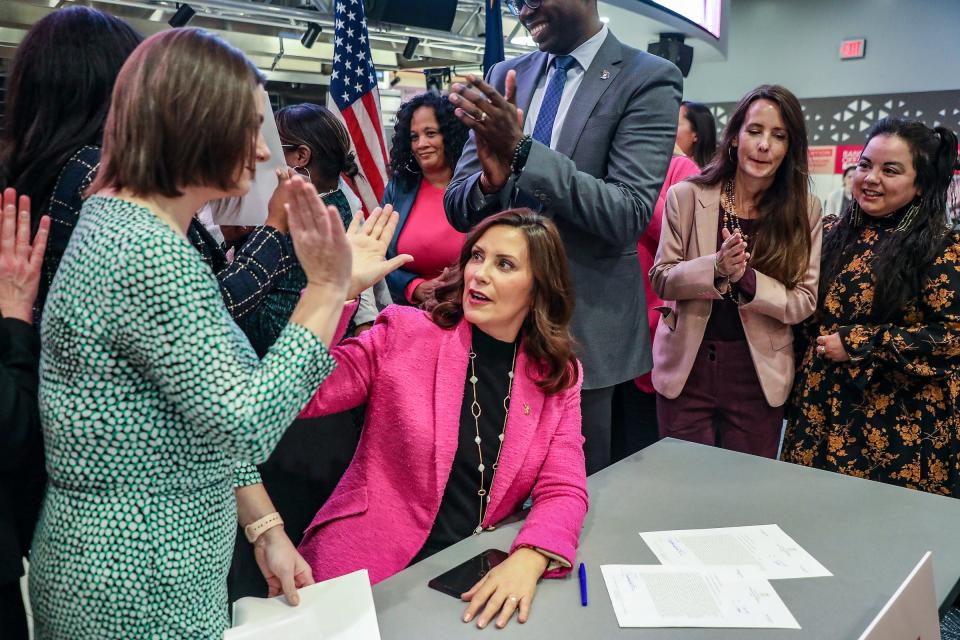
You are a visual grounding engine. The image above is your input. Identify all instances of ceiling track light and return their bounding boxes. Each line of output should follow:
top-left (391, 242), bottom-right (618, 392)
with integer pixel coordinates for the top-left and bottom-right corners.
top-left (168, 3), bottom-right (196, 28)
top-left (301, 21), bottom-right (322, 49)
top-left (402, 36), bottom-right (420, 60)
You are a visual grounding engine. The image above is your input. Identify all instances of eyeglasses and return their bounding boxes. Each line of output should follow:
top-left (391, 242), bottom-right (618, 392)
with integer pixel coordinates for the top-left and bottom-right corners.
top-left (281, 144), bottom-right (300, 151)
top-left (507, 0), bottom-right (542, 17)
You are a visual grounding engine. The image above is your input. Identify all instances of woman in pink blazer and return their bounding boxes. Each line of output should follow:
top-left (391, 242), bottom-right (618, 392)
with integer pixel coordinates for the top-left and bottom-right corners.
top-left (298, 209), bottom-right (587, 630)
top-left (650, 85), bottom-right (822, 458)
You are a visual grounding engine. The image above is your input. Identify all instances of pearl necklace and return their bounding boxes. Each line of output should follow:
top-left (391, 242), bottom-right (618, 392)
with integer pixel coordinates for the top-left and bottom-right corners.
top-left (467, 342), bottom-right (518, 535)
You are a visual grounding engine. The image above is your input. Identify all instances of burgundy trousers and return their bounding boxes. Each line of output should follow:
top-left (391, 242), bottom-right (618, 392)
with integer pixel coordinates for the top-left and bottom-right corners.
top-left (656, 339), bottom-right (784, 458)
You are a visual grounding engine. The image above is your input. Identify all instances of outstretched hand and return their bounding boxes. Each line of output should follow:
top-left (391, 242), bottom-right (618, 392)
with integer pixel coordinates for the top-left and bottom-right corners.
top-left (345, 204), bottom-right (412, 299)
top-left (0, 187), bottom-right (48, 323)
top-left (286, 175), bottom-right (351, 298)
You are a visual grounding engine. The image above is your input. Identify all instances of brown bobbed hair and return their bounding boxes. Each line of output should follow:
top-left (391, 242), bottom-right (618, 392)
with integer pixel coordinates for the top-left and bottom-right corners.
top-left (692, 84), bottom-right (812, 287)
top-left (429, 209), bottom-right (579, 395)
top-left (89, 28), bottom-right (265, 198)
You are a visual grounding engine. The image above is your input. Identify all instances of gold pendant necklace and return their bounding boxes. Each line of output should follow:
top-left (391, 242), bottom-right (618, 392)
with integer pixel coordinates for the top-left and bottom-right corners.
top-left (467, 341), bottom-right (518, 535)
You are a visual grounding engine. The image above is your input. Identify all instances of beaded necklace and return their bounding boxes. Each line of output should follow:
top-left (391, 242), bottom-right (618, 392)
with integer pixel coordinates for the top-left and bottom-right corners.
top-left (466, 342), bottom-right (518, 534)
top-left (720, 178), bottom-right (751, 243)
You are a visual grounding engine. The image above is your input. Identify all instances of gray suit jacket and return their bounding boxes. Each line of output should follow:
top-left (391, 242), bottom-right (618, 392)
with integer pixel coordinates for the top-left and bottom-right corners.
top-left (444, 32), bottom-right (682, 389)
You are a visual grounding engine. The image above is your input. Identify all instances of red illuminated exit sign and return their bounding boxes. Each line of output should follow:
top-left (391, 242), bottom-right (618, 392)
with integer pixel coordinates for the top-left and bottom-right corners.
top-left (840, 38), bottom-right (866, 59)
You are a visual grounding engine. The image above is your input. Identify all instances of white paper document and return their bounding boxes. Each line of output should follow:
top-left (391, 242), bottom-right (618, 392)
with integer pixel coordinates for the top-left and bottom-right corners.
top-left (601, 565), bottom-right (801, 629)
top-left (208, 88), bottom-right (287, 227)
top-left (640, 524), bottom-right (832, 580)
top-left (224, 569), bottom-right (381, 640)
top-left (859, 551), bottom-right (941, 640)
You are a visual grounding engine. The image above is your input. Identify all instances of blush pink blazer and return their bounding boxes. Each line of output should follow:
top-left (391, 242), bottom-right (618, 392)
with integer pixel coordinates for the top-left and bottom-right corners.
top-left (296, 305), bottom-right (588, 585)
top-left (650, 181), bottom-right (823, 407)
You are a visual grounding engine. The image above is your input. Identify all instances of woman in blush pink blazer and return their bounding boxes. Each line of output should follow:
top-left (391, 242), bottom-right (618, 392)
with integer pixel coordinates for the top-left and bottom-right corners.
top-left (298, 209), bottom-right (587, 631)
top-left (650, 85), bottom-right (822, 459)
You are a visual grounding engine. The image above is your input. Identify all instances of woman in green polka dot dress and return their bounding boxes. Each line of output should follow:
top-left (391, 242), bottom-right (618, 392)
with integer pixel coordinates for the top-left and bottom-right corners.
top-left (28, 29), bottom-right (408, 640)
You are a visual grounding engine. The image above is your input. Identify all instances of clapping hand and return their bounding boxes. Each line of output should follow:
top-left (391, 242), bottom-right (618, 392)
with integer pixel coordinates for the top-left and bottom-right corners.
top-left (461, 548), bottom-right (549, 630)
top-left (0, 188), bottom-right (49, 324)
top-left (716, 228), bottom-right (749, 283)
top-left (449, 71), bottom-right (525, 193)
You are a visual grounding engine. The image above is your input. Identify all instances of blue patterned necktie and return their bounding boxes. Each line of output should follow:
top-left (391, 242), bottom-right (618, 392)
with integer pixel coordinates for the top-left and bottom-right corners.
top-left (531, 55), bottom-right (577, 147)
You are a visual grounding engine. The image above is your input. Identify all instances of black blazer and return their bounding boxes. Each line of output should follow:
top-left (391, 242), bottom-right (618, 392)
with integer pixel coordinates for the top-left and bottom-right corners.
top-left (0, 316), bottom-right (46, 583)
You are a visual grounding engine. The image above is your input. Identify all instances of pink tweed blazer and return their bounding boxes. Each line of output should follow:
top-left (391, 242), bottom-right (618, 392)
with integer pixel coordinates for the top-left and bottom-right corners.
top-left (297, 305), bottom-right (588, 585)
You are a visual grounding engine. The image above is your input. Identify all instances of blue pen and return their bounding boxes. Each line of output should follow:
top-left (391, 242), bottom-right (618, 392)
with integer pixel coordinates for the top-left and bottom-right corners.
top-left (578, 562), bottom-right (588, 606)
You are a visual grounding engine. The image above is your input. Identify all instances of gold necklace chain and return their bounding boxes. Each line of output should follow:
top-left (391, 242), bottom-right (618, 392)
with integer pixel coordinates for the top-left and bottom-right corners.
top-left (467, 342), bottom-right (518, 535)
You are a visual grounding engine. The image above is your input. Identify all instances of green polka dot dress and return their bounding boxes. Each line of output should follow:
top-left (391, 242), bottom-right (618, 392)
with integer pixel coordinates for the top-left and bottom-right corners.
top-left (29, 196), bottom-right (335, 639)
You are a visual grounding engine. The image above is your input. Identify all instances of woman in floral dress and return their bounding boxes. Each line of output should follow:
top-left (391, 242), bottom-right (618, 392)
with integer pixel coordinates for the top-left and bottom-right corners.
top-left (781, 118), bottom-right (960, 496)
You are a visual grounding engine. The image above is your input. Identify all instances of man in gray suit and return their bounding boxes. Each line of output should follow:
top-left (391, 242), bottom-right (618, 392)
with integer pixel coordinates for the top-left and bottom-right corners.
top-left (445, 0), bottom-right (682, 474)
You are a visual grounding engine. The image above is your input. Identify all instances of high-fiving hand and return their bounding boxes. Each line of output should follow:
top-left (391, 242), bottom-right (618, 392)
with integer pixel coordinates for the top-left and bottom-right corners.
top-left (0, 187), bottom-right (49, 324)
top-left (344, 204), bottom-right (412, 299)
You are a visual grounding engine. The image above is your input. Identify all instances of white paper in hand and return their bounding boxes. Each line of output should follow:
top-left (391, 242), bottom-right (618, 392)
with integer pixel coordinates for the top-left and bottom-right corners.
top-left (224, 569), bottom-right (381, 640)
top-left (209, 87), bottom-right (287, 227)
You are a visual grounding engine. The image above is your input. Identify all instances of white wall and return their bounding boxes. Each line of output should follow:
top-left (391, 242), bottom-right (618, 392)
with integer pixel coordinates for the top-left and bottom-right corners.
top-left (683, 0), bottom-right (960, 103)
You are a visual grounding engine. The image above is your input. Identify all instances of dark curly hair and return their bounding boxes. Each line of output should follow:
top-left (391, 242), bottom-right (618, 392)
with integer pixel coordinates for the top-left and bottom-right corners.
top-left (389, 92), bottom-right (468, 190)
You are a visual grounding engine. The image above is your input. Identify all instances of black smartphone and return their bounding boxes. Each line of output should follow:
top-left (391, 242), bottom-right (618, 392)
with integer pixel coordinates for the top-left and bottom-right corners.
top-left (427, 549), bottom-right (510, 599)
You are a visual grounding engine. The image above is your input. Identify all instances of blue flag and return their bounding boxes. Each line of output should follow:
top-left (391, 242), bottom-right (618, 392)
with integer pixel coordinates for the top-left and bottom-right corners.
top-left (483, 0), bottom-right (505, 77)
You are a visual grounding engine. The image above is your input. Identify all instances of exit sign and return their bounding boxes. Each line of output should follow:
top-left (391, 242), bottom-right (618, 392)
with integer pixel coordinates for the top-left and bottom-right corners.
top-left (840, 38), bottom-right (866, 59)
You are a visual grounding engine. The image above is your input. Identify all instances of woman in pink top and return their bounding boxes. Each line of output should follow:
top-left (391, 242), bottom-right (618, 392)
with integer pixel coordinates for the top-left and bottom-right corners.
top-left (384, 92), bottom-right (470, 304)
top-left (299, 210), bottom-right (588, 630)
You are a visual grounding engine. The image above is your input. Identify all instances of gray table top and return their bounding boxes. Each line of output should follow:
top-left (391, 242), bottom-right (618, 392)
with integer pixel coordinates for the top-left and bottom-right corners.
top-left (372, 439), bottom-right (960, 638)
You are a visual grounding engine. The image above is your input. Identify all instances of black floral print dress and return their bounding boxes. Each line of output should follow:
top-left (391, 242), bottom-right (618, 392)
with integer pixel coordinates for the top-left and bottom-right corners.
top-left (781, 213), bottom-right (960, 497)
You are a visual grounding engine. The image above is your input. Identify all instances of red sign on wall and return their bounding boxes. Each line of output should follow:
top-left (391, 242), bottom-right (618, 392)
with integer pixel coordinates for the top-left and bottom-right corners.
top-left (836, 145), bottom-right (864, 173)
top-left (840, 38), bottom-right (866, 59)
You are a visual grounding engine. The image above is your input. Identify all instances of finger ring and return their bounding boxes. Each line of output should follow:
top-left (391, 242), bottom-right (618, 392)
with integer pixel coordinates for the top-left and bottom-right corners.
top-left (508, 595), bottom-right (518, 603)
top-left (478, 111), bottom-right (488, 122)
top-left (817, 345), bottom-right (825, 355)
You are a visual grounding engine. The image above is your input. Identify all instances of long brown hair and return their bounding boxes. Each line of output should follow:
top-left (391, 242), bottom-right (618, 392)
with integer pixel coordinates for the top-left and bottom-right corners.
top-left (429, 209), bottom-right (578, 395)
top-left (692, 85), bottom-right (812, 287)
top-left (90, 28), bottom-right (264, 198)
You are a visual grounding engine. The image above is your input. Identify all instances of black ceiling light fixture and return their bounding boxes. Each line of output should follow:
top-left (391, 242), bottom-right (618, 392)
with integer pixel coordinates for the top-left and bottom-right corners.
top-left (402, 36), bottom-right (420, 60)
top-left (301, 22), bottom-right (322, 49)
top-left (168, 3), bottom-right (196, 28)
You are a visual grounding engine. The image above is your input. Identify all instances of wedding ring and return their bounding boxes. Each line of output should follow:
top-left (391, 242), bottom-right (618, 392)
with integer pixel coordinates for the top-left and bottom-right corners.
top-left (478, 110), bottom-right (488, 122)
top-left (508, 595), bottom-right (518, 603)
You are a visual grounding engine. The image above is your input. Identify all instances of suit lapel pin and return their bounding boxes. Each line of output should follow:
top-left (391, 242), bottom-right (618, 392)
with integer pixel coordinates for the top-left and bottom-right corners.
top-left (600, 69), bottom-right (610, 80)
top-left (523, 403), bottom-right (531, 415)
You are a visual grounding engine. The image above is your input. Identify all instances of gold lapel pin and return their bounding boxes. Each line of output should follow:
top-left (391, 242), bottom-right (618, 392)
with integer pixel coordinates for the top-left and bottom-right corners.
top-left (523, 403), bottom-right (531, 415)
top-left (600, 69), bottom-right (610, 80)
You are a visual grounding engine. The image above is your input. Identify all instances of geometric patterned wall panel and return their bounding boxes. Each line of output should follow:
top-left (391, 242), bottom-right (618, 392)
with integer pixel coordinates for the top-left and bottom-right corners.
top-left (708, 89), bottom-right (960, 144)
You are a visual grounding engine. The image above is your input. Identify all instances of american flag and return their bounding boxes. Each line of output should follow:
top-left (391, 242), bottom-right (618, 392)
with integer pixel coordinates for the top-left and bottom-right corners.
top-left (328, 0), bottom-right (388, 213)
